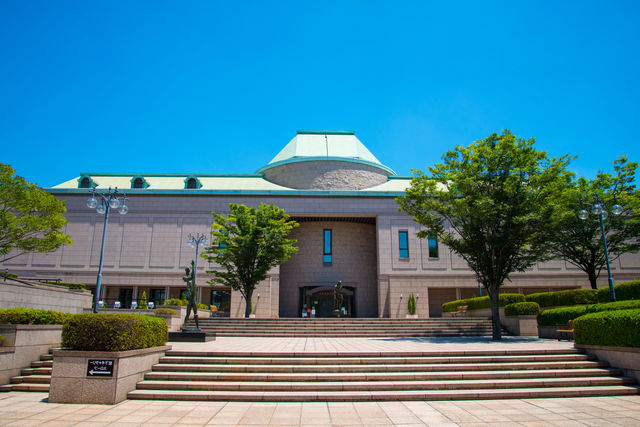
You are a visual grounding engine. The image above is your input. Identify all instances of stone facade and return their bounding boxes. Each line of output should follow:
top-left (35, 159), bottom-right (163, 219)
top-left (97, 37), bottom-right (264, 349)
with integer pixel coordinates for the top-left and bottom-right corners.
top-left (263, 161), bottom-right (389, 190)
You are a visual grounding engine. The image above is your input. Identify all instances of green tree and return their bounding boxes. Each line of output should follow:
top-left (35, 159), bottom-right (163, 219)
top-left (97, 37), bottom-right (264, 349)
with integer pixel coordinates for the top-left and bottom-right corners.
top-left (202, 203), bottom-right (299, 318)
top-left (396, 130), bottom-right (572, 340)
top-left (1, 164), bottom-right (72, 263)
top-left (140, 291), bottom-right (148, 309)
top-left (543, 156), bottom-right (640, 290)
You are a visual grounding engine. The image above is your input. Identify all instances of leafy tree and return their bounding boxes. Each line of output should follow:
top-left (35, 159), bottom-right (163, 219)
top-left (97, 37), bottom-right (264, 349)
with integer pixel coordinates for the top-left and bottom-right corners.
top-left (543, 156), bottom-right (640, 290)
top-left (396, 130), bottom-right (572, 340)
top-left (140, 291), bottom-right (148, 309)
top-left (1, 163), bottom-right (72, 263)
top-left (203, 203), bottom-right (299, 318)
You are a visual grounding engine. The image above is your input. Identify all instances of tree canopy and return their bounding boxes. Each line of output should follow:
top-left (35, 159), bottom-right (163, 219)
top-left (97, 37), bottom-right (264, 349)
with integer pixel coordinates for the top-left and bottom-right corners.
top-left (202, 203), bottom-right (298, 318)
top-left (542, 156), bottom-right (640, 290)
top-left (1, 163), bottom-right (72, 263)
top-left (396, 130), bottom-right (572, 339)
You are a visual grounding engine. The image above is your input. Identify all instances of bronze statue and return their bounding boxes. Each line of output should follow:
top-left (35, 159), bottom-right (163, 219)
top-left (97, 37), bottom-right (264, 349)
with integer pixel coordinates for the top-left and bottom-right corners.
top-left (182, 260), bottom-right (199, 330)
top-left (333, 281), bottom-right (343, 311)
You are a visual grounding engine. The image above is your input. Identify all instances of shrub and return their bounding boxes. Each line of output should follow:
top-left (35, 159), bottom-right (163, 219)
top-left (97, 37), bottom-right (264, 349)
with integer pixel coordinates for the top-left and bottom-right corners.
top-left (407, 293), bottom-right (416, 315)
top-left (574, 309), bottom-right (640, 348)
top-left (537, 300), bottom-right (640, 326)
top-left (62, 313), bottom-right (168, 351)
top-left (525, 289), bottom-right (597, 308)
top-left (0, 334), bottom-right (4, 346)
top-left (598, 280), bottom-right (640, 303)
top-left (443, 299), bottom-right (469, 313)
top-left (41, 281), bottom-right (86, 290)
top-left (197, 303), bottom-right (210, 310)
top-left (164, 298), bottom-right (187, 306)
top-left (466, 293), bottom-right (526, 311)
top-left (140, 292), bottom-right (148, 309)
top-left (153, 308), bottom-right (175, 316)
top-left (0, 272), bottom-right (18, 279)
top-left (505, 302), bottom-right (540, 316)
top-left (0, 308), bottom-right (73, 325)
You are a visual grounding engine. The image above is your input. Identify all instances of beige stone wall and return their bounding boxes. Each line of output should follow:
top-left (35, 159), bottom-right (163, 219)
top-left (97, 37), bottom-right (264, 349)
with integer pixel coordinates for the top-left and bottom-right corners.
top-left (263, 161), bottom-right (389, 190)
top-left (279, 221), bottom-right (378, 318)
top-left (0, 281), bottom-right (92, 313)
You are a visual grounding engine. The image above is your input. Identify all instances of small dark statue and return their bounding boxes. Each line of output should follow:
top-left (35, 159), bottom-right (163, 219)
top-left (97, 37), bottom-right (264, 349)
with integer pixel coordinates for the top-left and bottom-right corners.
top-left (333, 281), bottom-right (344, 312)
top-left (182, 260), bottom-right (199, 330)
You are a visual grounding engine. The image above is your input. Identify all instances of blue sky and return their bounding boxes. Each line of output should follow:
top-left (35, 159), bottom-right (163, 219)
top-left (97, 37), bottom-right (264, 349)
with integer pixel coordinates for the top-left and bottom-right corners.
top-left (2, 1), bottom-right (639, 188)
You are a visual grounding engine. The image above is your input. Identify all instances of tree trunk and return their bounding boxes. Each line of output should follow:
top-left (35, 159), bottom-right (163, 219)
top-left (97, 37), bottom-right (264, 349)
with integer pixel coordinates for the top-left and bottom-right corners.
top-left (489, 289), bottom-right (502, 341)
top-left (244, 290), bottom-right (253, 318)
top-left (587, 270), bottom-right (598, 290)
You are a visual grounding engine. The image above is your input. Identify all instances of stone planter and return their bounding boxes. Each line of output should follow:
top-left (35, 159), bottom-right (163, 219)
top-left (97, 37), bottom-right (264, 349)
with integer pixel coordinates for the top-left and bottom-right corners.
top-left (502, 315), bottom-right (538, 336)
top-left (574, 344), bottom-right (640, 382)
top-left (464, 307), bottom-right (506, 319)
top-left (0, 324), bottom-right (62, 386)
top-left (49, 345), bottom-right (170, 404)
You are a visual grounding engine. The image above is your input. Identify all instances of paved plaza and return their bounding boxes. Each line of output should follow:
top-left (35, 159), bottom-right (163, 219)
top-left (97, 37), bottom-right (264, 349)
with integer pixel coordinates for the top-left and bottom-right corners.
top-left (1, 337), bottom-right (639, 427)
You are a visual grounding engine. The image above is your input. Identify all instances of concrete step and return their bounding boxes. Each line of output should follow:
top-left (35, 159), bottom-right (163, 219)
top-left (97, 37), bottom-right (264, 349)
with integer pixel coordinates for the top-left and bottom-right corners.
top-left (20, 367), bottom-right (52, 376)
top-left (10, 384), bottom-right (50, 393)
top-left (0, 350), bottom-right (54, 393)
top-left (128, 385), bottom-right (640, 402)
top-left (10, 375), bottom-right (51, 385)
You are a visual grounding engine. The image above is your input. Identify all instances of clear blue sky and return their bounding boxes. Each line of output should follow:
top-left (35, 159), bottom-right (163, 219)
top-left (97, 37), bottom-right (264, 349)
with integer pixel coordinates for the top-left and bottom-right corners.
top-left (2, 1), bottom-right (639, 188)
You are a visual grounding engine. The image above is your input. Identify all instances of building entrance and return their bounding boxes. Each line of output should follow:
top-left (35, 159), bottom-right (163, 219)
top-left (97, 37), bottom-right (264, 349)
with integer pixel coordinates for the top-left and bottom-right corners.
top-left (299, 286), bottom-right (355, 318)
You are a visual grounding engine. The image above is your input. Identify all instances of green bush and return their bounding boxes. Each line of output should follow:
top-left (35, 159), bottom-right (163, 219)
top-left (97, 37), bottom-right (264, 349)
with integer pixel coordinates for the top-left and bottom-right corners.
top-left (197, 303), bottom-right (210, 310)
top-left (140, 292), bottom-right (148, 309)
top-left (407, 293), bottom-right (416, 315)
top-left (537, 300), bottom-right (640, 326)
top-left (598, 280), bottom-right (640, 303)
top-left (442, 298), bottom-right (469, 313)
top-left (574, 309), bottom-right (640, 348)
top-left (61, 313), bottom-right (168, 351)
top-left (0, 308), bottom-right (73, 325)
top-left (0, 334), bottom-right (5, 346)
top-left (505, 302), bottom-right (540, 316)
top-left (164, 298), bottom-right (187, 306)
top-left (0, 272), bottom-right (18, 279)
top-left (525, 289), bottom-right (597, 308)
top-left (153, 308), bottom-right (175, 316)
top-left (466, 293), bottom-right (526, 311)
top-left (41, 281), bottom-right (86, 290)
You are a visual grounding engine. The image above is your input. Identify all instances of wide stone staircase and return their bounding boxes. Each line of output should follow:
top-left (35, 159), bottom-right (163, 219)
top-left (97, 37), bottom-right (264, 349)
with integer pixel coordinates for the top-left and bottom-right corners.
top-left (0, 349), bottom-right (53, 392)
top-left (128, 348), bottom-right (640, 401)
top-left (186, 318), bottom-right (506, 338)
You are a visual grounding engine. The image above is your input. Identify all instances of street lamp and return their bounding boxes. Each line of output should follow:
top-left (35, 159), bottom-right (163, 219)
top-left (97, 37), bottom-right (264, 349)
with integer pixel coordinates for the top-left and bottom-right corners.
top-left (578, 193), bottom-right (623, 302)
top-left (87, 187), bottom-right (129, 313)
top-left (187, 233), bottom-right (207, 299)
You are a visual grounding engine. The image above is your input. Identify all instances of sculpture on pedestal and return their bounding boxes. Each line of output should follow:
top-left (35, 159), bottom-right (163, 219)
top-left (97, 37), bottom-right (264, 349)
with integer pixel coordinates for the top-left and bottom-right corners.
top-left (182, 260), bottom-right (199, 330)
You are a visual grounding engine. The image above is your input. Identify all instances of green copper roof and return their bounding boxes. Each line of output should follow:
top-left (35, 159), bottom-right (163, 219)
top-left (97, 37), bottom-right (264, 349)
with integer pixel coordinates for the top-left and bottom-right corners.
top-left (256, 131), bottom-right (396, 175)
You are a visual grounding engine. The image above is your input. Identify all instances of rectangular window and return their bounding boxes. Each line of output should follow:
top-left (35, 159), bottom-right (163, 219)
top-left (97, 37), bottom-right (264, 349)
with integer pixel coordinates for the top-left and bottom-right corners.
top-left (428, 235), bottom-right (439, 258)
top-left (323, 229), bottom-right (332, 263)
top-left (399, 231), bottom-right (409, 258)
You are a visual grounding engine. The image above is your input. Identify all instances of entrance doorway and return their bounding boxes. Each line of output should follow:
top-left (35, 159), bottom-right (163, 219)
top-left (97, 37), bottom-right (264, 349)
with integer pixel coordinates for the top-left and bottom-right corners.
top-left (299, 286), bottom-right (355, 318)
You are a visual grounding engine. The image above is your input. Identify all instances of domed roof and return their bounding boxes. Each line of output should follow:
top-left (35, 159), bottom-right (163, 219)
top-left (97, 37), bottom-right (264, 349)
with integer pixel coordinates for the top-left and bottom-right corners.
top-left (256, 130), bottom-right (396, 175)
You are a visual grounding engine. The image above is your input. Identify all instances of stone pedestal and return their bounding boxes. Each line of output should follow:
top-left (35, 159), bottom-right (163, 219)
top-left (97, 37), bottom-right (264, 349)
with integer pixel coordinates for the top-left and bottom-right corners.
top-left (168, 331), bottom-right (215, 342)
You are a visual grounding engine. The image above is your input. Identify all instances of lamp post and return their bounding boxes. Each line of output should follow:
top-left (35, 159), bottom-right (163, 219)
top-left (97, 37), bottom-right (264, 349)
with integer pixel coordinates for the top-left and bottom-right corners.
top-left (187, 233), bottom-right (207, 301)
top-left (578, 193), bottom-right (623, 302)
top-left (87, 187), bottom-right (129, 313)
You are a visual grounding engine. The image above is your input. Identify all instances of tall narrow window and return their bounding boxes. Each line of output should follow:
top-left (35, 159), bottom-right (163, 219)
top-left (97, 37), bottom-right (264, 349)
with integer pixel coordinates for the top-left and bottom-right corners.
top-left (323, 229), bottom-right (332, 263)
top-left (428, 235), bottom-right (439, 258)
top-left (133, 178), bottom-right (144, 188)
top-left (186, 178), bottom-right (197, 189)
top-left (399, 231), bottom-right (409, 258)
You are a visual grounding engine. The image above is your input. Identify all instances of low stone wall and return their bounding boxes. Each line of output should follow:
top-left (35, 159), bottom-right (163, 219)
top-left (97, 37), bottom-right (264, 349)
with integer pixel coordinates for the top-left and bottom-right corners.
top-left (502, 315), bottom-right (538, 336)
top-left (49, 345), bottom-right (171, 404)
top-left (1, 281), bottom-right (91, 313)
top-left (575, 344), bottom-right (640, 382)
top-left (0, 325), bottom-right (62, 386)
top-left (443, 307), bottom-right (506, 319)
top-left (538, 325), bottom-right (573, 340)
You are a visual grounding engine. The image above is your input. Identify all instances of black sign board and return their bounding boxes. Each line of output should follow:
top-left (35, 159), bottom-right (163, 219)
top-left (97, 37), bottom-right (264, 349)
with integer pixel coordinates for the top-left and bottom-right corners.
top-left (87, 359), bottom-right (114, 377)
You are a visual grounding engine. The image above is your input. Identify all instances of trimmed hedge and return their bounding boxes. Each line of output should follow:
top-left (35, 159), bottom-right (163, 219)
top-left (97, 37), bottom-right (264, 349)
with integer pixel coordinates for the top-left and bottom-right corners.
top-left (197, 303), bottom-right (210, 310)
top-left (153, 308), bottom-right (175, 316)
top-left (525, 289), bottom-right (597, 308)
top-left (41, 281), bottom-right (86, 290)
top-left (0, 272), bottom-right (18, 279)
top-left (0, 308), bottom-right (73, 325)
top-left (537, 300), bottom-right (640, 327)
top-left (574, 309), bottom-right (640, 348)
top-left (505, 302), bottom-right (540, 316)
top-left (61, 313), bottom-right (168, 351)
top-left (598, 280), bottom-right (640, 303)
top-left (164, 298), bottom-right (187, 307)
top-left (443, 293), bottom-right (525, 312)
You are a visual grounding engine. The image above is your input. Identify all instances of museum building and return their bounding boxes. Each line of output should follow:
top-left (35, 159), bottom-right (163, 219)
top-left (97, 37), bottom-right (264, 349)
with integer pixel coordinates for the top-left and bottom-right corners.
top-left (3, 131), bottom-right (639, 318)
